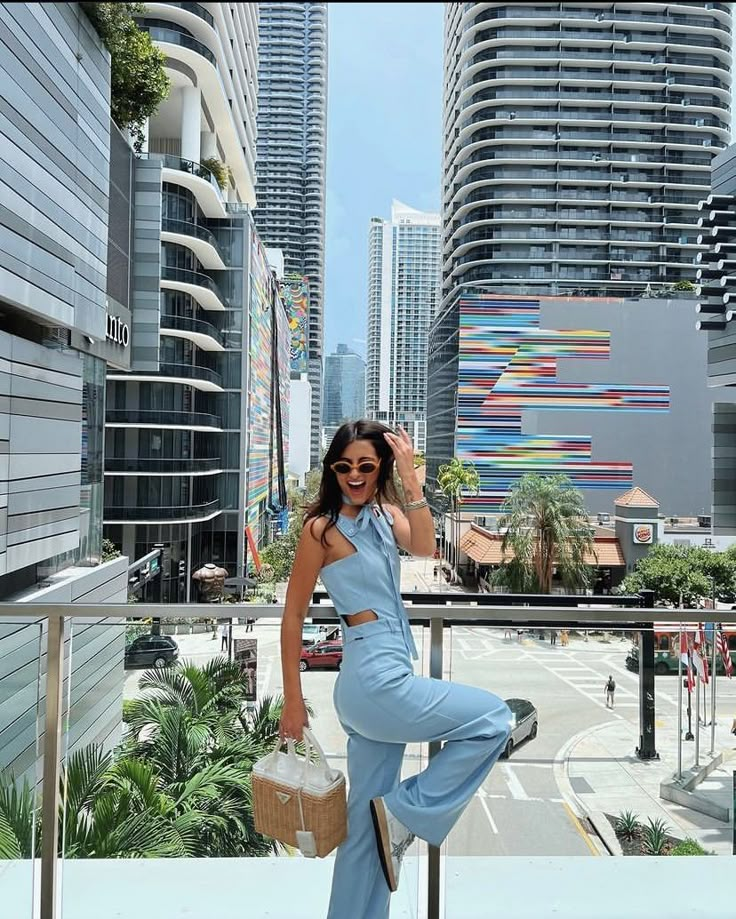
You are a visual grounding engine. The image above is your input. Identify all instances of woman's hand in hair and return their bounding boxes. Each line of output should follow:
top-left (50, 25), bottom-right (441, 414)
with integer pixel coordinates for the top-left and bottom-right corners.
top-left (384, 426), bottom-right (416, 485)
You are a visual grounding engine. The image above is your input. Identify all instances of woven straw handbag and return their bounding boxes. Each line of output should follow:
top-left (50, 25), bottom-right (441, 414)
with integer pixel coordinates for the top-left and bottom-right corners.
top-left (252, 727), bottom-right (347, 858)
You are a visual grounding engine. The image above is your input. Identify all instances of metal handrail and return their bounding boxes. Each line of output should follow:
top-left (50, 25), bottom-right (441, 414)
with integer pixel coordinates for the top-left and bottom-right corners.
top-left (19, 598), bottom-right (736, 919)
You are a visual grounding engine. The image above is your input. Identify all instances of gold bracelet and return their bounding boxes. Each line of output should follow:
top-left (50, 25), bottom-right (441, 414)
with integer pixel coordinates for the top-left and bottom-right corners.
top-left (404, 497), bottom-right (428, 511)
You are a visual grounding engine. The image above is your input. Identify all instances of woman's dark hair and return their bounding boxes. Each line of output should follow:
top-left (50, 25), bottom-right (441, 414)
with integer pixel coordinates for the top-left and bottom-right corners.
top-left (305, 419), bottom-right (400, 542)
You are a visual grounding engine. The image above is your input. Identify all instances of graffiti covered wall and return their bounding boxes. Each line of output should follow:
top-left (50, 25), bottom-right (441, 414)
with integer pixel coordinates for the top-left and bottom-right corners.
top-left (280, 275), bottom-right (309, 374)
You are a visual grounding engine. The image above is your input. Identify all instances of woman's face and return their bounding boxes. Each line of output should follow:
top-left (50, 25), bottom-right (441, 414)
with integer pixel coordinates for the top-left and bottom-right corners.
top-left (331, 438), bottom-right (381, 506)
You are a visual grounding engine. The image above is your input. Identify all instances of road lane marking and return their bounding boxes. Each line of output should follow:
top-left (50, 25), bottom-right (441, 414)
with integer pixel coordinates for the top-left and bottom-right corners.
top-left (502, 764), bottom-right (529, 800)
top-left (562, 801), bottom-right (599, 856)
top-left (478, 793), bottom-right (498, 834)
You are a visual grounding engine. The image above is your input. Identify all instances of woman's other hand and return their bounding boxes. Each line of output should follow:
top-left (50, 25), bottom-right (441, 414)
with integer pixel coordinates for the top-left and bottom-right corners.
top-left (280, 698), bottom-right (310, 743)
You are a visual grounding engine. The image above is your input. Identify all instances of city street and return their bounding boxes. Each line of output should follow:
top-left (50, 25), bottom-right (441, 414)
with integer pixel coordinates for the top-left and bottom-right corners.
top-left (125, 613), bottom-right (736, 858)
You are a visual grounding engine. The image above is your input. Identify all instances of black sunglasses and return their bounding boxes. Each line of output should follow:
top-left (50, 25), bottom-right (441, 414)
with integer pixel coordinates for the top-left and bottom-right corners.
top-left (330, 460), bottom-right (381, 476)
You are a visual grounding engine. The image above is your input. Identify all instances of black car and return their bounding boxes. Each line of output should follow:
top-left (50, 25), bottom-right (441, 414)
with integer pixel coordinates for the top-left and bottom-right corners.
top-left (503, 698), bottom-right (538, 758)
top-left (125, 634), bottom-right (179, 669)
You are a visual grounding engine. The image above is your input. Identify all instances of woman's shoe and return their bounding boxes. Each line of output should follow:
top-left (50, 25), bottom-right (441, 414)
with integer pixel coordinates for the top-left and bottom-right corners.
top-left (370, 796), bottom-right (414, 892)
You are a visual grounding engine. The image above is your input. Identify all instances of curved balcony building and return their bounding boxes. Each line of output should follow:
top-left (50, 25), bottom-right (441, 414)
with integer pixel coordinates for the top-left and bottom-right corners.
top-left (104, 3), bottom-right (263, 600)
top-left (254, 2), bottom-right (327, 466)
top-left (442, 2), bottom-right (733, 305)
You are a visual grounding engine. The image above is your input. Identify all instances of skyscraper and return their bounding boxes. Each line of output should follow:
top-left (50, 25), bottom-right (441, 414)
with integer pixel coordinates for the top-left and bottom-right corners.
top-left (442, 3), bottom-right (731, 308)
top-left (323, 344), bottom-right (366, 444)
top-left (366, 201), bottom-right (441, 454)
top-left (105, 3), bottom-right (288, 600)
top-left (255, 2), bottom-right (328, 467)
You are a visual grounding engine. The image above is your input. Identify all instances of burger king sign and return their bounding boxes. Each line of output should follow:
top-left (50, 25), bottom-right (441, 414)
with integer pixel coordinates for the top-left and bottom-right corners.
top-left (633, 524), bottom-right (654, 545)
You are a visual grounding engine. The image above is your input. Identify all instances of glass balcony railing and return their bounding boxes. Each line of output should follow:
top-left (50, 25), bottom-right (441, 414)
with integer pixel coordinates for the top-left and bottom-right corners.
top-left (1, 599), bottom-right (734, 918)
top-left (160, 265), bottom-right (229, 308)
top-left (103, 499), bottom-right (220, 521)
top-left (155, 361), bottom-right (223, 388)
top-left (142, 24), bottom-right (216, 65)
top-left (143, 152), bottom-right (223, 200)
top-left (104, 456), bottom-right (222, 473)
top-left (105, 409), bottom-right (223, 429)
top-left (160, 314), bottom-right (225, 347)
top-left (161, 0), bottom-right (214, 28)
top-left (161, 218), bottom-right (227, 264)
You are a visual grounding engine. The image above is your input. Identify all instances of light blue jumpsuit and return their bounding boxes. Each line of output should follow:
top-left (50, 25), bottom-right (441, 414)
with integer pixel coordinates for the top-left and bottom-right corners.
top-left (322, 504), bottom-right (511, 919)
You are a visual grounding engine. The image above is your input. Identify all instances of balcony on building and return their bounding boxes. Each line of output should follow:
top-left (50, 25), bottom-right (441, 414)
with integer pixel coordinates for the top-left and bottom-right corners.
top-left (105, 408), bottom-right (224, 432)
top-left (160, 265), bottom-right (228, 312)
top-left (108, 362), bottom-right (224, 393)
top-left (104, 457), bottom-right (222, 475)
top-left (145, 152), bottom-right (227, 218)
top-left (160, 314), bottom-right (226, 352)
top-left (103, 498), bottom-right (221, 523)
top-left (140, 11), bottom-right (256, 207)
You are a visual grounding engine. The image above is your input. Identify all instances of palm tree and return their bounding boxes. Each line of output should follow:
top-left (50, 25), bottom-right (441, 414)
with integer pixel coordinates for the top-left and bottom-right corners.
top-left (496, 473), bottom-right (594, 594)
top-left (0, 660), bottom-right (306, 860)
top-left (437, 458), bottom-right (480, 584)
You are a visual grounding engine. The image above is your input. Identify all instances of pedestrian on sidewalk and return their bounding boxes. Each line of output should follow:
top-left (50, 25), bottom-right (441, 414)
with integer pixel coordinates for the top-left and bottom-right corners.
top-left (550, 629), bottom-right (557, 646)
top-left (279, 420), bottom-right (511, 919)
top-left (605, 675), bottom-right (616, 709)
top-left (560, 629), bottom-right (569, 647)
top-left (245, 617), bottom-right (255, 633)
top-left (219, 622), bottom-right (228, 652)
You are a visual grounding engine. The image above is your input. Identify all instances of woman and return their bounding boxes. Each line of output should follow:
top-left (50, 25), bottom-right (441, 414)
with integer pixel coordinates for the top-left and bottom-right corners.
top-left (279, 420), bottom-right (511, 919)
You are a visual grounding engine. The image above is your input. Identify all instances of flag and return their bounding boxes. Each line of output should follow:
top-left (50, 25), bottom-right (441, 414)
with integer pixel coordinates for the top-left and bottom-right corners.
top-left (680, 631), bottom-right (695, 693)
top-left (693, 625), bottom-right (709, 685)
top-left (716, 625), bottom-right (733, 678)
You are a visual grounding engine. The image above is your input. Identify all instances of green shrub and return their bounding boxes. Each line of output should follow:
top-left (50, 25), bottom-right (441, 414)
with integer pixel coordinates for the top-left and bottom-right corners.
top-left (672, 279), bottom-right (695, 292)
top-left (670, 838), bottom-right (708, 856)
top-left (81, 3), bottom-right (170, 151)
top-left (122, 698), bottom-right (136, 723)
top-left (642, 817), bottom-right (670, 855)
top-left (102, 538), bottom-right (122, 562)
top-left (615, 810), bottom-right (640, 840)
top-left (200, 157), bottom-right (231, 190)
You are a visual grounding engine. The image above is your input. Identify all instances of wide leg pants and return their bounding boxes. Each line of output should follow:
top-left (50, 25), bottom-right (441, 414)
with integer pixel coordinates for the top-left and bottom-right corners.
top-left (326, 619), bottom-right (511, 919)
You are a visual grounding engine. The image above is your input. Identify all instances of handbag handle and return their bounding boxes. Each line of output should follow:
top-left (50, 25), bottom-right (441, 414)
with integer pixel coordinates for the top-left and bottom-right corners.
top-left (268, 729), bottom-right (338, 784)
top-left (302, 728), bottom-right (339, 783)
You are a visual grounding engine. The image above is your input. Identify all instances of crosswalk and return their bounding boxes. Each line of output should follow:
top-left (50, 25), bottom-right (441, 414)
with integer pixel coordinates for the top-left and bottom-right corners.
top-left (450, 626), bottom-right (645, 717)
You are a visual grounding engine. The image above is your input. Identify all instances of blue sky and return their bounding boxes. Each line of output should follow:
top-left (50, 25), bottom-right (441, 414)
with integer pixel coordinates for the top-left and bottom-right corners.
top-left (323, 3), bottom-right (444, 358)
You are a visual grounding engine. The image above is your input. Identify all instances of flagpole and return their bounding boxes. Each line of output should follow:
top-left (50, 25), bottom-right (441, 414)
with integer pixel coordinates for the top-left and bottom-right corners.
top-left (685, 647), bottom-right (694, 742)
top-left (695, 668), bottom-right (700, 767)
top-left (710, 624), bottom-right (718, 756)
top-left (677, 622), bottom-right (683, 779)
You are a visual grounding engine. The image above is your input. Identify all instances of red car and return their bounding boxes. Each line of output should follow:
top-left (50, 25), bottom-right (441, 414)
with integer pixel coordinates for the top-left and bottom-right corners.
top-left (299, 639), bottom-right (343, 671)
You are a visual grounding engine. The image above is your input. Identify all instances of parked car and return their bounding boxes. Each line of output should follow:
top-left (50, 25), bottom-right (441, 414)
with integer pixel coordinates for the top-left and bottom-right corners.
top-left (299, 639), bottom-right (343, 672)
top-left (502, 698), bottom-right (538, 758)
top-left (125, 634), bottom-right (179, 669)
top-left (302, 623), bottom-right (340, 647)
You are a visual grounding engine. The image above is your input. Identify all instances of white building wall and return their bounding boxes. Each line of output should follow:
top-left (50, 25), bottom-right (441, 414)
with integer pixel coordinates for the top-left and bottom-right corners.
top-left (289, 375), bottom-right (313, 482)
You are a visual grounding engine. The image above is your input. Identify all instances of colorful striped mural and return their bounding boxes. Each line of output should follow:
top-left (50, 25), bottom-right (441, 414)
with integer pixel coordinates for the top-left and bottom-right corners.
top-left (456, 295), bottom-right (670, 511)
top-left (273, 296), bottom-right (291, 510)
top-left (246, 231), bottom-right (273, 546)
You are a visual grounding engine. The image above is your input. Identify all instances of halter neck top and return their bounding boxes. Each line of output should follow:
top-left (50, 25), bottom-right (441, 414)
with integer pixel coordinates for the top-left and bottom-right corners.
top-left (318, 503), bottom-right (419, 660)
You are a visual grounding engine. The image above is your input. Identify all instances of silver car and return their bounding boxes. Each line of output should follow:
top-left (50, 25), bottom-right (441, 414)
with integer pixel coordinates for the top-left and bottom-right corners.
top-left (503, 698), bottom-right (538, 758)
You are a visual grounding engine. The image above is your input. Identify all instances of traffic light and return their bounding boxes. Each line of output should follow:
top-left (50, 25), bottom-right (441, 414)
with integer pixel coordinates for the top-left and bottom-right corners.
top-left (178, 560), bottom-right (186, 579)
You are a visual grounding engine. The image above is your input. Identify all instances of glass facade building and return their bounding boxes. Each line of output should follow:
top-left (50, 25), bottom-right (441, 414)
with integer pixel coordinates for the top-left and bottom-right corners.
top-left (255, 2), bottom-right (328, 467)
top-left (323, 344), bottom-right (366, 444)
top-left (104, 2), bottom-right (281, 601)
top-left (366, 202), bottom-right (441, 454)
top-left (442, 2), bottom-right (732, 307)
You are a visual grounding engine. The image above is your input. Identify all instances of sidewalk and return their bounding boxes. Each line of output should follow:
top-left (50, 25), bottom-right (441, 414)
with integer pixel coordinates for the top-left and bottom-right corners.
top-left (560, 714), bottom-right (735, 855)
